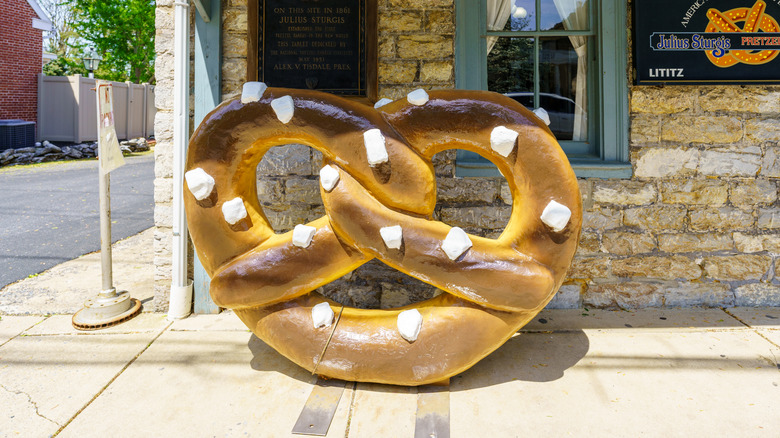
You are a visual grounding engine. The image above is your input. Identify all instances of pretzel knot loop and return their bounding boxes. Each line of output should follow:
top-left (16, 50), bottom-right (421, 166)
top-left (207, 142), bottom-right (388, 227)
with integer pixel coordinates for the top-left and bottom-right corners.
top-left (705, 0), bottom-right (780, 67)
top-left (184, 86), bottom-right (582, 386)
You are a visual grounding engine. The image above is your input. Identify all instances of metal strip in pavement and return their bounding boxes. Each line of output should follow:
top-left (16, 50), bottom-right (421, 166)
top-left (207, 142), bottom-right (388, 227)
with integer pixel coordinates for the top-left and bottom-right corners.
top-left (292, 377), bottom-right (347, 436)
top-left (414, 381), bottom-right (450, 438)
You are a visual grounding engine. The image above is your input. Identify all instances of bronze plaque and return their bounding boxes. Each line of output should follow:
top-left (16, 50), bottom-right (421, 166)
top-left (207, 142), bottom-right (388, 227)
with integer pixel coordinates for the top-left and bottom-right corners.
top-left (260, 0), bottom-right (375, 96)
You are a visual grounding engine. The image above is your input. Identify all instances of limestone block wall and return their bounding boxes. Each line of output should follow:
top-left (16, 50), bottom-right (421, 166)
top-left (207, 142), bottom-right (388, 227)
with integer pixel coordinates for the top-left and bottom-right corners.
top-left (376, 0), bottom-right (455, 98)
top-left (572, 86), bottom-right (780, 309)
top-left (152, 0), bottom-right (780, 310)
top-left (222, 0), bottom-right (249, 98)
top-left (152, 0), bottom-right (176, 311)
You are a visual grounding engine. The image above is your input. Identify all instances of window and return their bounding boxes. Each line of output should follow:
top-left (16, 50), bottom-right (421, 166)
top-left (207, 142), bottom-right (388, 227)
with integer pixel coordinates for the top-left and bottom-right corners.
top-left (455, 0), bottom-right (631, 178)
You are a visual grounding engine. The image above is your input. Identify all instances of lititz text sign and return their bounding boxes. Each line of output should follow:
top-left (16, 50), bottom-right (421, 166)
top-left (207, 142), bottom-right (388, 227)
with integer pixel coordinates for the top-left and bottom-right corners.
top-left (634, 0), bottom-right (780, 84)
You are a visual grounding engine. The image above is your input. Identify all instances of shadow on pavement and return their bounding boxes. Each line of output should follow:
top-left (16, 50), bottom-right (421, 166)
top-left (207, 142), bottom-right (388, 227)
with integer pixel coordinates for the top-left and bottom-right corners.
top-left (246, 329), bottom-right (591, 390)
top-left (452, 330), bottom-right (590, 390)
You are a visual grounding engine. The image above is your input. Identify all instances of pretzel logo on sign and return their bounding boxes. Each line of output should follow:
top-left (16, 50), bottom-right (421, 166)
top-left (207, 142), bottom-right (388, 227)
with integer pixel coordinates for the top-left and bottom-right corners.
top-left (705, 0), bottom-right (780, 67)
top-left (183, 85), bottom-right (582, 386)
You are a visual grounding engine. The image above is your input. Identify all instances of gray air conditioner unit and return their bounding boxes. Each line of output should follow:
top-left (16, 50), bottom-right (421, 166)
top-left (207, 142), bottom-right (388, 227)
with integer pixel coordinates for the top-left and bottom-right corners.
top-left (0, 120), bottom-right (36, 151)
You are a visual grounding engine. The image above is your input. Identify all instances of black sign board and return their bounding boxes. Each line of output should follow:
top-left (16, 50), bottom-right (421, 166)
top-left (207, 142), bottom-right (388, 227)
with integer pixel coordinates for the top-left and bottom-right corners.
top-left (634, 0), bottom-right (780, 84)
top-left (260, 0), bottom-right (374, 96)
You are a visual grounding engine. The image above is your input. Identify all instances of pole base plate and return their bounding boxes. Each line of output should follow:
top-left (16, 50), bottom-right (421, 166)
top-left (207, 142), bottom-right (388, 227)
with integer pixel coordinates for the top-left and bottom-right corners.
top-left (72, 297), bottom-right (142, 331)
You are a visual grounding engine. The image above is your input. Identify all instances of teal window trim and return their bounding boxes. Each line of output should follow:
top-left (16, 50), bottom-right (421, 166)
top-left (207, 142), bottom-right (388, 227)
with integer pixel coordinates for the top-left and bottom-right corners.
top-left (455, 0), bottom-right (487, 90)
top-left (454, 0), bottom-right (630, 179)
top-left (192, 0), bottom-right (222, 314)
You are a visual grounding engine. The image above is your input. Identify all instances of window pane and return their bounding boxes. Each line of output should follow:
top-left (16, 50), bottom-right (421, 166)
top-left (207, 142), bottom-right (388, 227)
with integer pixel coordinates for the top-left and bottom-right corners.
top-left (487, 0), bottom-right (536, 32)
top-left (512, 0), bottom-right (535, 31)
top-left (541, 0), bottom-right (588, 31)
top-left (539, 37), bottom-right (587, 141)
top-left (487, 37), bottom-right (534, 95)
top-left (487, 36), bottom-right (588, 142)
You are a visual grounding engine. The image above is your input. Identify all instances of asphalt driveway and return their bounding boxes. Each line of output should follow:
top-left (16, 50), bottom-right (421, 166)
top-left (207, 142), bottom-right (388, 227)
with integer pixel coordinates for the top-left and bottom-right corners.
top-left (0, 153), bottom-right (154, 288)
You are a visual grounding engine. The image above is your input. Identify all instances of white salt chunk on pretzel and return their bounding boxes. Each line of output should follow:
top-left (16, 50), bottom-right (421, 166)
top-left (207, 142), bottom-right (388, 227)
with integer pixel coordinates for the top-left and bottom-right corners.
top-left (374, 98), bottom-right (393, 109)
top-left (271, 96), bottom-right (295, 124)
top-left (312, 302), bottom-right (334, 328)
top-left (184, 167), bottom-right (215, 201)
top-left (540, 200), bottom-right (571, 232)
top-left (533, 107), bottom-right (551, 126)
top-left (380, 225), bottom-right (403, 249)
top-left (222, 197), bottom-right (247, 225)
top-left (441, 227), bottom-right (473, 260)
top-left (490, 126), bottom-right (519, 157)
top-left (319, 165), bottom-right (340, 192)
top-left (363, 129), bottom-right (389, 166)
top-left (241, 82), bottom-right (267, 103)
top-left (397, 308), bottom-right (422, 342)
top-left (292, 224), bottom-right (317, 248)
top-left (407, 89), bottom-right (429, 106)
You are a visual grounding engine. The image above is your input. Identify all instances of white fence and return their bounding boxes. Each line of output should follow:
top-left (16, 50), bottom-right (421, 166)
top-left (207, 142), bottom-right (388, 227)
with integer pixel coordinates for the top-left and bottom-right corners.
top-left (37, 74), bottom-right (155, 143)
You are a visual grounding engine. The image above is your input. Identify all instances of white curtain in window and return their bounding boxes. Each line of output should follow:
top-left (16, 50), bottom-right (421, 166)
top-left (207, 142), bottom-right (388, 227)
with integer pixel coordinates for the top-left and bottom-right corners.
top-left (552, 0), bottom-right (588, 141)
top-left (487, 0), bottom-right (512, 53)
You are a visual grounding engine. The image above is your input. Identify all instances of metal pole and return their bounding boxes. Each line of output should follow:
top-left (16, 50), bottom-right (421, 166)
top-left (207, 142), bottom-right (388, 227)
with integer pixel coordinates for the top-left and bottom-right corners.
top-left (168, 0), bottom-right (194, 320)
top-left (173, 0), bottom-right (190, 288)
top-left (98, 168), bottom-right (115, 296)
top-left (72, 81), bottom-right (141, 330)
top-left (96, 80), bottom-right (114, 296)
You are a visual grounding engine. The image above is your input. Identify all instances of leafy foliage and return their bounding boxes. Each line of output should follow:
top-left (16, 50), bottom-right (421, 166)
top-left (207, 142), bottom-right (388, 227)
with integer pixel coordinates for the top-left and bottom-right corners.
top-left (65, 0), bottom-right (156, 83)
top-left (42, 56), bottom-right (87, 76)
top-left (39, 0), bottom-right (80, 58)
top-left (39, 0), bottom-right (86, 76)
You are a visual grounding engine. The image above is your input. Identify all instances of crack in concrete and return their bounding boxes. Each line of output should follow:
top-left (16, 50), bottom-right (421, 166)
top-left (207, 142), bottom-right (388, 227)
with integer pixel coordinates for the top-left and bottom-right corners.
top-left (0, 316), bottom-right (49, 348)
top-left (722, 308), bottom-right (780, 371)
top-left (52, 321), bottom-right (173, 437)
top-left (0, 383), bottom-right (61, 427)
top-left (343, 381), bottom-right (358, 438)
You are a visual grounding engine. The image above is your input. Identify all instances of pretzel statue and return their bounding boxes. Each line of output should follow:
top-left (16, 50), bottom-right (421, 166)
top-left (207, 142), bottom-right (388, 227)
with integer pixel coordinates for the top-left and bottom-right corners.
top-left (183, 84), bottom-right (582, 386)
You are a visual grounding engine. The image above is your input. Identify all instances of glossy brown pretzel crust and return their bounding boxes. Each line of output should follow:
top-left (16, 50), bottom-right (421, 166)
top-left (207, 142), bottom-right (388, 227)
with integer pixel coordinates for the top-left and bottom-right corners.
top-left (184, 88), bottom-right (582, 386)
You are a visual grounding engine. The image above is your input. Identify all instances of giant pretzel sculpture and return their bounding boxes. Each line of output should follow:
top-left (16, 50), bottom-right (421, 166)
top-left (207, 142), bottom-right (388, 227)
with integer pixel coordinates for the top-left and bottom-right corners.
top-left (184, 85), bottom-right (582, 386)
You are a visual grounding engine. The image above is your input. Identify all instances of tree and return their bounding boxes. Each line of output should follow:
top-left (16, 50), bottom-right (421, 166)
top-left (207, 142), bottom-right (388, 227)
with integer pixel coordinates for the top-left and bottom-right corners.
top-left (39, 0), bottom-right (86, 76)
top-left (39, 0), bottom-right (80, 58)
top-left (65, 0), bottom-right (156, 83)
top-left (42, 56), bottom-right (87, 76)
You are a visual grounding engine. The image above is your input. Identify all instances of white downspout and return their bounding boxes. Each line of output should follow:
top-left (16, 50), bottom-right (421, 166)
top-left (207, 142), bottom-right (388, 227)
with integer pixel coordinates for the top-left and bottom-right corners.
top-left (168, 0), bottom-right (193, 320)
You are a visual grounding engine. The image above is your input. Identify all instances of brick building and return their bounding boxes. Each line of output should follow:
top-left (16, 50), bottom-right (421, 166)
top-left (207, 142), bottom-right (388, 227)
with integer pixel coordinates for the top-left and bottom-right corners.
top-left (0, 0), bottom-right (51, 122)
top-left (152, 0), bottom-right (780, 312)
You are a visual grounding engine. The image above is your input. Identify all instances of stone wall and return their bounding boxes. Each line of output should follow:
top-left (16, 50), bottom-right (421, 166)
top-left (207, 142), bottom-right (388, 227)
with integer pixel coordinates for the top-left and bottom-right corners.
top-left (222, 0), bottom-right (249, 98)
top-left (151, 0), bottom-right (178, 310)
top-left (570, 86), bottom-right (780, 309)
top-left (376, 0), bottom-right (455, 98)
top-left (152, 1), bottom-right (780, 310)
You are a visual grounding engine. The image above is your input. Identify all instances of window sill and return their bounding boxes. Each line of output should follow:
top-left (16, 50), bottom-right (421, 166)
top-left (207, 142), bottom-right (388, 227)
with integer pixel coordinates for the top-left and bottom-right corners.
top-left (569, 160), bottom-right (633, 179)
top-left (455, 160), bottom-right (633, 179)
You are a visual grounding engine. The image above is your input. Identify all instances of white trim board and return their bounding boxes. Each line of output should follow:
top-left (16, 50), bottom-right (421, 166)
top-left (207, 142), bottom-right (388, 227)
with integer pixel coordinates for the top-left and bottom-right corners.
top-left (27, 0), bottom-right (53, 31)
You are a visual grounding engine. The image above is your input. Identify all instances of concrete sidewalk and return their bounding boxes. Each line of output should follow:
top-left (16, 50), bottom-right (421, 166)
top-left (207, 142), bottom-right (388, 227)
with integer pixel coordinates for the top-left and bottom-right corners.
top-left (1, 308), bottom-right (778, 437)
top-left (0, 228), bottom-right (155, 315)
top-left (1, 229), bottom-right (779, 437)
